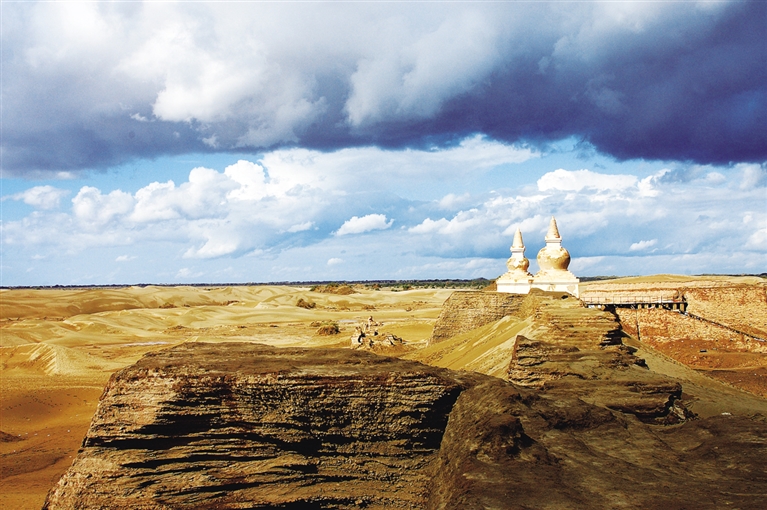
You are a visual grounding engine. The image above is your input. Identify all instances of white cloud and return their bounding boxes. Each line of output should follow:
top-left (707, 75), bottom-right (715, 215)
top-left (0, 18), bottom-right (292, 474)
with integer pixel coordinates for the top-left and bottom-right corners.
top-left (702, 172), bottom-right (726, 185)
top-left (72, 186), bottom-right (134, 226)
top-left (10, 141), bottom-right (521, 256)
top-left (438, 193), bottom-right (471, 210)
top-left (346, 12), bottom-right (503, 125)
top-left (7, 185), bottom-right (69, 209)
top-left (738, 163), bottom-right (767, 190)
top-left (185, 240), bottom-right (239, 259)
top-left (287, 221), bottom-right (314, 233)
top-left (410, 218), bottom-right (450, 234)
top-left (176, 267), bottom-right (204, 279)
top-left (256, 135), bottom-right (536, 194)
top-left (336, 214), bottom-right (393, 236)
top-left (115, 255), bottom-right (136, 262)
top-left (745, 227), bottom-right (766, 250)
top-left (629, 239), bottom-right (657, 252)
top-left (2, 144), bottom-right (765, 285)
top-left (224, 160), bottom-right (269, 201)
top-left (412, 211), bottom-right (483, 236)
top-left (327, 257), bottom-right (344, 266)
top-left (637, 174), bottom-right (662, 197)
top-left (537, 169), bottom-right (637, 192)
top-left (502, 215), bottom-right (549, 237)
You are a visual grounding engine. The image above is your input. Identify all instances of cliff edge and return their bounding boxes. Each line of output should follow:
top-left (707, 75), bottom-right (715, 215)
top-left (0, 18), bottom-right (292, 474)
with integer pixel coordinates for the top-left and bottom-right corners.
top-left (45, 342), bottom-right (767, 509)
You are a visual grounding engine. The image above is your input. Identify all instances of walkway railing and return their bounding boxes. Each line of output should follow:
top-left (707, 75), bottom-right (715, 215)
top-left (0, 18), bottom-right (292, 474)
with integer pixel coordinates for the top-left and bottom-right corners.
top-left (581, 296), bottom-right (682, 305)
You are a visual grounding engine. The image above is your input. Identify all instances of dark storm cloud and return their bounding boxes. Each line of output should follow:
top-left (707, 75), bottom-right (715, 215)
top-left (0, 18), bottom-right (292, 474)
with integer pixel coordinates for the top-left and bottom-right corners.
top-left (342, 1), bottom-right (766, 163)
top-left (2, 1), bottom-right (765, 176)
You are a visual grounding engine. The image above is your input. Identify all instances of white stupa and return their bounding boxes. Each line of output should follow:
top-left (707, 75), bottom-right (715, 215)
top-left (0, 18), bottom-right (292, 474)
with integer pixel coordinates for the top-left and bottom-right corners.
top-left (496, 228), bottom-right (533, 294)
top-left (531, 216), bottom-right (580, 297)
top-left (496, 216), bottom-right (580, 297)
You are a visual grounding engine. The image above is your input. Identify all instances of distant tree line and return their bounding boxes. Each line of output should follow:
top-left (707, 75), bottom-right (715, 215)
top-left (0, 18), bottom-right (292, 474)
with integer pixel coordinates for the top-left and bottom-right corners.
top-left (5, 274), bottom-right (765, 290)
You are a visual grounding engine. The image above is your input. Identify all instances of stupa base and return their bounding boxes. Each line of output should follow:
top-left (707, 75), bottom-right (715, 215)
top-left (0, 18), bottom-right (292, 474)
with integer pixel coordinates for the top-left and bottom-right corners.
top-left (496, 276), bottom-right (533, 294)
top-left (531, 277), bottom-right (580, 298)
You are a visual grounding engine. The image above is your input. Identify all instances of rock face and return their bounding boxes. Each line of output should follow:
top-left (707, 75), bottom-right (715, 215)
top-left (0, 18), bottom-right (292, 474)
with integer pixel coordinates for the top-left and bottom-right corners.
top-left (429, 291), bottom-right (524, 344)
top-left (428, 289), bottom-right (693, 424)
top-left (44, 343), bottom-right (477, 509)
top-left (684, 285), bottom-right (767, 338)
top-left (45, 342), bottom-right (767, 509)
top-left (617, 307), bottom-right (767, 397)
top-left (581, 280), bottom-right (767, 339)
top-left (581, 279), bottom-right (767, 398)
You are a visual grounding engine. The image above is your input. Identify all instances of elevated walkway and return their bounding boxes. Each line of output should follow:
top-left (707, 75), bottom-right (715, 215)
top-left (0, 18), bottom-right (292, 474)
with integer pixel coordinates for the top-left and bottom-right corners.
top-left (581, 295), bottom-right (687, 311)
top-left (582, 295), bottom-right (765, 342)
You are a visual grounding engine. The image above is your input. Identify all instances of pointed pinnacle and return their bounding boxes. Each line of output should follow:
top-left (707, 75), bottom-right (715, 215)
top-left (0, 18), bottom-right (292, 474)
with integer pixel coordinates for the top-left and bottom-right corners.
top-left (512, 228), bottom-right (525, 249)
top-left (546, 216), bottom-right (561, 239)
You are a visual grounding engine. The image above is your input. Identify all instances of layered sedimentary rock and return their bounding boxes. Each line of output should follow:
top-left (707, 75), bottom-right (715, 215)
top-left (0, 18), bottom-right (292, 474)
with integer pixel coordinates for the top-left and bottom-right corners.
top-left (581, 280), bottom-right (767, 338)
top-left (46, 342), bottom-right (767, 509)
top-left (427, 289), bottom-right (691, 424)
top-left (429, 291), bottom-right (524, 344)
top-left (684, 285), bottom-right (767, 338)
top-left (580, 280), bottom-right (767, 398)
top-left (616, 306), bottom-right (767, 397)
top-left (44, 343), bottom-right (476, 509)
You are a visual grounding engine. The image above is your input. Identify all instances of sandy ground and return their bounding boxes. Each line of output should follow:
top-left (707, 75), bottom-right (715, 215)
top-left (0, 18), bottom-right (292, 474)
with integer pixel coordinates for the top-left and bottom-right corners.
top-left (0, 285), bottom-right (451, 509)
top-left (2, 277), bottom-right (764, 508)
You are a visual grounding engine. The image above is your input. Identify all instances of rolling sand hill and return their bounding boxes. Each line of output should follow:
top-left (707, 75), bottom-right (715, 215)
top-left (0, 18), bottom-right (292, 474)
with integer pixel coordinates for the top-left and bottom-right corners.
top-left (1, 285), bottom-right (450, 509)
top-left (2, 276), bottom-right (765, 508)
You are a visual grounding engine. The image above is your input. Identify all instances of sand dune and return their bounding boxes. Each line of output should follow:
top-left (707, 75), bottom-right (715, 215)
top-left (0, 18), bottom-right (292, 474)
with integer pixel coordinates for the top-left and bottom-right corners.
top-left (1, 284), bottom-right (452, 509)
top-left (1, 344), bottom-right (120, 376)
top-left (1, 279), bottom-right (764, 509)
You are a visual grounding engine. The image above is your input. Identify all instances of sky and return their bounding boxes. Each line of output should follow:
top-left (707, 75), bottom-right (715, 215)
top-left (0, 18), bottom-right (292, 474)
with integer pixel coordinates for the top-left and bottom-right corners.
top-left (1, 0), bottom-right (765, 286)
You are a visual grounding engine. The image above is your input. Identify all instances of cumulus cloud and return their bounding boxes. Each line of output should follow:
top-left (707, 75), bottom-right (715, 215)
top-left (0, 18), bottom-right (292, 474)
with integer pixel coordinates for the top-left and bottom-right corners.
top-left (739, 163), bottom-right (767, 190)
top-left (537, 169), bottom-right (637, 193)
top-left (2, 140), bottom-right (765, 285)
top-left (746, 227), bottom-right (767, 250)
top-left (3, 1), bottom-right (765, 175)
top-left (629, 239), bottom-right (658, 252)
top-left (2, 138), bottom-right (524, 263)
top-left (6, 185), bottom-right (69, 209)
top-left (405, 165), bottom-right (766, 265)
top-left (176, 268), bottom-right (204, 279)
top-left (336, 214), bottom-right (393, 236)
top-left (327, 258), bottom-right (344, 266)
top-left (409, 218), bottom-right (451, 235)
top-left (72, 187), bottom-right (134, 226)
top-left (438, 193), bottom-right (472, 210)
top-left (287, 222), bottom-right (314, 233)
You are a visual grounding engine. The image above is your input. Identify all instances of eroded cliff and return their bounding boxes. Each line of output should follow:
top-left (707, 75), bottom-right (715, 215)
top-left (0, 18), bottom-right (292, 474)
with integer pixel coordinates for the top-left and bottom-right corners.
top-left (45, 340), bottom-right (767, 510)
top-left (44, 343), bottom-right (477, 509)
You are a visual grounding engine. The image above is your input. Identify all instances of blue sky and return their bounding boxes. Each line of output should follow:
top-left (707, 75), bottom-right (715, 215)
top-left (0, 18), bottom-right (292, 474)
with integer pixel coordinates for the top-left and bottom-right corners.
top-left (1, 1), bottom-right (765, 286)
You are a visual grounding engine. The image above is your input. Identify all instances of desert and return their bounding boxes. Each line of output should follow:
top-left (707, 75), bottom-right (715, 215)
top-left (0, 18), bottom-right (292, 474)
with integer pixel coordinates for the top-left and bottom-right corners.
top-left (5, 2), bottom-right (765, 508)
top-left (1, 275), bottom-right (766, 509)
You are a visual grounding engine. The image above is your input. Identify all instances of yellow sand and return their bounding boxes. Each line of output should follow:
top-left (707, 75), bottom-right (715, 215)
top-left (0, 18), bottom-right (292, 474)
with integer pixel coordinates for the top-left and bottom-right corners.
top-left (1, 285), bottom-right (453, 509)
top-left (2, 277), bottom-right (764, 508)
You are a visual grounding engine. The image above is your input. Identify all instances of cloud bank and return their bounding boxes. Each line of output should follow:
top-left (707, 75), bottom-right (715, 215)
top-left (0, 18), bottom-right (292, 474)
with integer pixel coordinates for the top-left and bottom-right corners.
top-left (3, 1), bottom-right (765, 176)
top-left (3, 143), bottom-right (764, 285)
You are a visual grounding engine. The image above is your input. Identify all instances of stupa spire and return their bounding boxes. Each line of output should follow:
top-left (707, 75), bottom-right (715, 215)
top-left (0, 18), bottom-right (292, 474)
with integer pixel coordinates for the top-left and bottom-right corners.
top-left (545, 216), bottom-right (561, 241)
top-left (512, 228), bottom-right (525, 249)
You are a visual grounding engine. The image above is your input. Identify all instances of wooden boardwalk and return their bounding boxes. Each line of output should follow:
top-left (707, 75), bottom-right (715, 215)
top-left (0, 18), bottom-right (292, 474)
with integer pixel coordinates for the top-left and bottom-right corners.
top-left (580, 294), bottom-right (686, 310)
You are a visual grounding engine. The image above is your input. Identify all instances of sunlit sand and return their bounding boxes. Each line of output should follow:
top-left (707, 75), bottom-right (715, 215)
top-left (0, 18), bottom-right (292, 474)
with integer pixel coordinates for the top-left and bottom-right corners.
top-left (0, 284), bottom-right (454, 509)
top-left (2, 277), bottom-right (764, 508)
